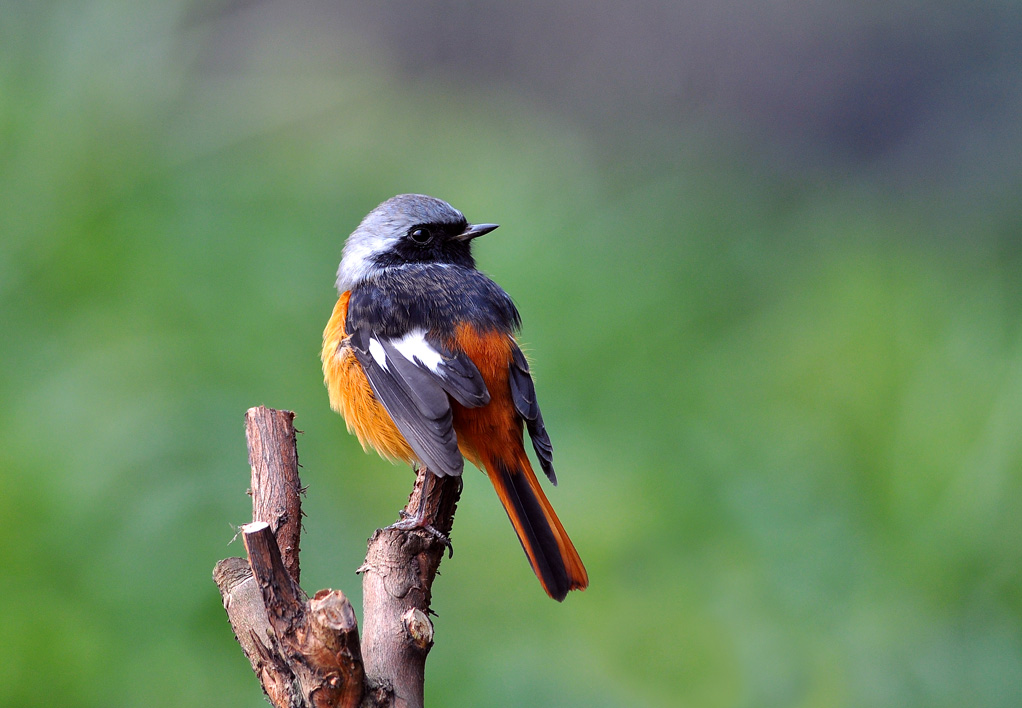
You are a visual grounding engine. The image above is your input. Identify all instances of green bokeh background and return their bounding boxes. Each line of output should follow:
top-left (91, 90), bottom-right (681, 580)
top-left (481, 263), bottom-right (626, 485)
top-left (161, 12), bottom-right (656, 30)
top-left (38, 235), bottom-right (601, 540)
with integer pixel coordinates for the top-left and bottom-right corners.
top-left (3, 2), bottom-right (1021, 707)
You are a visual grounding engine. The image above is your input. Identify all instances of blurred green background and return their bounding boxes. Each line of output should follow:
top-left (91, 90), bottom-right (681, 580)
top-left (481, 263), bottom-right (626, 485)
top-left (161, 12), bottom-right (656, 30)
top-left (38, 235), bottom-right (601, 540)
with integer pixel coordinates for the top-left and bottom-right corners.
top-left (3, 1), bottom-right (1021, 706)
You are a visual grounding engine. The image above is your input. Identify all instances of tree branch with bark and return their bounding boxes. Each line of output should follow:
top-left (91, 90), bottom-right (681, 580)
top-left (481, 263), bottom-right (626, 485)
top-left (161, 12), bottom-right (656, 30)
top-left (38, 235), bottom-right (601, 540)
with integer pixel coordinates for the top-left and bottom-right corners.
top-left (213, 406), bottom-right (461, 708)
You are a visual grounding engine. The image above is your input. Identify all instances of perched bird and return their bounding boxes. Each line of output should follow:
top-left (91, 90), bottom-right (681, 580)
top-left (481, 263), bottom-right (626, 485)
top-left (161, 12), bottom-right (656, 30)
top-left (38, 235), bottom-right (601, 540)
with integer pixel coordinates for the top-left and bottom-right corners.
top-left (321, 194), bottom-right (588, 601)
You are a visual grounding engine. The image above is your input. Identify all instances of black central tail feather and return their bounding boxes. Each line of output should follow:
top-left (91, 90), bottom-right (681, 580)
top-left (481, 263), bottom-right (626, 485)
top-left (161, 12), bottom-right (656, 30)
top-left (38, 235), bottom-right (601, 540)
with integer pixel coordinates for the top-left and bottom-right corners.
top-left (494, 459), bottom-right (571, 601)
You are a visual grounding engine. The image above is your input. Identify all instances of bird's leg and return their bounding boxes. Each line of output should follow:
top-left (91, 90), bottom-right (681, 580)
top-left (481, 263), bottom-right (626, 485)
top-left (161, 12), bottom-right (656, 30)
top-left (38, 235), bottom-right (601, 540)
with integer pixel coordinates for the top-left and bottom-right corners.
top-left (388, 467), bottom-right (456, 557)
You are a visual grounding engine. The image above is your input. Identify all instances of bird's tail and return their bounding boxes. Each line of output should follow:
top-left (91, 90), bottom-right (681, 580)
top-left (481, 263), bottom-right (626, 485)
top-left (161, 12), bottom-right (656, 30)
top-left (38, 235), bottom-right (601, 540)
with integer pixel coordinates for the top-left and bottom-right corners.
top-left (484, 454), bottom-right (588, 601)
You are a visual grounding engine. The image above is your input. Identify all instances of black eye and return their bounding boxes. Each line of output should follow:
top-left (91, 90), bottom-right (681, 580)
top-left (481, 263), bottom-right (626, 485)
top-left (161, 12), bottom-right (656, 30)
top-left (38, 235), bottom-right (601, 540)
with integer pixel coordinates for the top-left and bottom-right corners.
top-left (409, 226), bottom-right (432, 244)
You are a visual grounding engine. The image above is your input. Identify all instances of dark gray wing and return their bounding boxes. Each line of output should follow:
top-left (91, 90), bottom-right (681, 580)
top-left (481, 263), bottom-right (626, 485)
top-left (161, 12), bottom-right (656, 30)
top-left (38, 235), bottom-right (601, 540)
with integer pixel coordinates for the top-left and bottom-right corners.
top-left (509, 344), bottom-right (556, 485)
top-left (348, 327), bottom-right (489, 477)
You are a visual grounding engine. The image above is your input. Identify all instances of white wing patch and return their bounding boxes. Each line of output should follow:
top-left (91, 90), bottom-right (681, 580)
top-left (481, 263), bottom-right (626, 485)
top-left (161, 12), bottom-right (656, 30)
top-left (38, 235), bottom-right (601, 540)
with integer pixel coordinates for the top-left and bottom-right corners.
top-left (368, 337), bottom-right (388, 370)
top-left (392, 328), bottom-right (444, 375)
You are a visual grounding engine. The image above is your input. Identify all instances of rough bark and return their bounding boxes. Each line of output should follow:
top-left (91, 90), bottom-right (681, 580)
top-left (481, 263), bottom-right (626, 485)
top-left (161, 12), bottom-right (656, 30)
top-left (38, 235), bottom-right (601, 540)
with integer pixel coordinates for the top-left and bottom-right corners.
top-left (360, 471), bottom-right (461, 708)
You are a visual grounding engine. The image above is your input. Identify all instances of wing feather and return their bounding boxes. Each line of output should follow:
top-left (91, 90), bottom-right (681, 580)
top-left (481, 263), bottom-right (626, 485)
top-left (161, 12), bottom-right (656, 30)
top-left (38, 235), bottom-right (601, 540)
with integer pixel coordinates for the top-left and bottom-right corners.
top-left (348, 327), bottom-right (489, 477)
top-left (509, 344), bottom-right (557, 485)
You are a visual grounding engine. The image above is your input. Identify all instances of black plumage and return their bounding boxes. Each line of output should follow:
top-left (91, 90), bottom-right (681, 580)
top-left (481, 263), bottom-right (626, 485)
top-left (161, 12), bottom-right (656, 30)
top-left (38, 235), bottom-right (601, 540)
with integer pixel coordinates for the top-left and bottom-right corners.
top-left (346, 264), bottom-right (521, 339)
top-left (509, 344), bottom-right (556, 485)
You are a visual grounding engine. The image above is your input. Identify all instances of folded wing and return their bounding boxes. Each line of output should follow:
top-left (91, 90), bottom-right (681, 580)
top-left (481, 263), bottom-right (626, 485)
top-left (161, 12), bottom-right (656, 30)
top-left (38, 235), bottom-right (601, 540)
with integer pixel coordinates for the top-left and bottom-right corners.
top-left (348, 327), bottom-right (489, 477)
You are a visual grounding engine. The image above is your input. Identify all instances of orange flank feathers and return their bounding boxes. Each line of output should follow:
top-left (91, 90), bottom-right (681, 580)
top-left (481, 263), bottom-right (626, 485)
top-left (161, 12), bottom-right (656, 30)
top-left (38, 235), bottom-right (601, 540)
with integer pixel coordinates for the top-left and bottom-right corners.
top-left (321, 292), bottom-right (416, 464)
top-left (450, 325), bottom-right (589, 601)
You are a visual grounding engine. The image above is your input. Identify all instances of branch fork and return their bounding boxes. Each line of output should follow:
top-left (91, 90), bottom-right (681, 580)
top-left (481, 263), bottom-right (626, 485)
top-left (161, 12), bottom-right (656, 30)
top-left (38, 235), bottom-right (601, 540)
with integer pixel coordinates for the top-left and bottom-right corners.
top-left (213, 407), bottom-right (461, 708)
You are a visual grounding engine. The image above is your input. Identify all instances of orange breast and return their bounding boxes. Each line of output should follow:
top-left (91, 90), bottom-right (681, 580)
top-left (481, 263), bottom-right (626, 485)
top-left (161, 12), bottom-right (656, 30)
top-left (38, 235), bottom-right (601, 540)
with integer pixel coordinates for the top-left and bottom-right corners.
top-left (321, 292), bottom-right (416, 464)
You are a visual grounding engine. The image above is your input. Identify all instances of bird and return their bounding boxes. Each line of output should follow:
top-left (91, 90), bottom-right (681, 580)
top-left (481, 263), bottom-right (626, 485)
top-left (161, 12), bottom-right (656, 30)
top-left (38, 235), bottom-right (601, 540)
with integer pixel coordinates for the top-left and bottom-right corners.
top-left (321, 194), bottom-right (588, 601)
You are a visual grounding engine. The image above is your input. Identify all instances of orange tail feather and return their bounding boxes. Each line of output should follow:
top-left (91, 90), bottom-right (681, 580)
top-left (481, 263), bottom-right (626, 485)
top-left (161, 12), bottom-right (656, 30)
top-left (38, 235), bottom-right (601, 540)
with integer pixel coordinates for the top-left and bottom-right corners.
top-left (484, 455), bottom-right (588, 601)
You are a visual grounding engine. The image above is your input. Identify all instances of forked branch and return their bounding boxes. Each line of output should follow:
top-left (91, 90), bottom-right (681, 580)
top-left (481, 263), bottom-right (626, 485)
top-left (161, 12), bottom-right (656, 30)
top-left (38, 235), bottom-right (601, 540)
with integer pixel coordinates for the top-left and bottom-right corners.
top-left (213, 406), bottom-right (461, 708)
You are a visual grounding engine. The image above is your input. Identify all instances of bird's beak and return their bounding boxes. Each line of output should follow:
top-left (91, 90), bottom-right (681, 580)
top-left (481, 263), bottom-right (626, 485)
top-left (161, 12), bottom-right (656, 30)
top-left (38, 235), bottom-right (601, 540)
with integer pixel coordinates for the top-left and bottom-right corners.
top-left (456, 222), bottom-right (499, 241)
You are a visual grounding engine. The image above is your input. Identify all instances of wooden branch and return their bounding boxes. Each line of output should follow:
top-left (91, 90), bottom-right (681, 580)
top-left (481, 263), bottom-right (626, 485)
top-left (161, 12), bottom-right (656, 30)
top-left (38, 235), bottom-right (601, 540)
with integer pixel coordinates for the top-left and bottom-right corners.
top-left (212, 556), bottom-right (293, 706)
top-left (360, 470), bottom-right (462, 708)
top-left (244, 521), bottom-right (363, 708)
top-left (246, 407), bottom-right (303, 583)
top-left (214, 407), bottom-right (364, 708)
top-left (214, 407), bottom-right (461, 708)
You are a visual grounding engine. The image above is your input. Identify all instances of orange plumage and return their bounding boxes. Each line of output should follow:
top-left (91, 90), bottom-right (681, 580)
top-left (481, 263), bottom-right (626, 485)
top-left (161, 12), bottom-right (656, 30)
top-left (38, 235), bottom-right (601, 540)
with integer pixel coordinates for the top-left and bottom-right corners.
top-left (322, 291), bottom-right (415, 463)
top-left (449, 324), bottom-right (587, 596)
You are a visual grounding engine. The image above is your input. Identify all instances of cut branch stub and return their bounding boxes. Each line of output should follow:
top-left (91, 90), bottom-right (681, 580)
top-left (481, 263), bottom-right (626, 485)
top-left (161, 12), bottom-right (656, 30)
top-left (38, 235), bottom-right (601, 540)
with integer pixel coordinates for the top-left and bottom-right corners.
top-left (242, 520), bottom-right (305, 615)
top-left (242, 522), bottom-right (363, 708)
top-left (306, 590), bottom-right (365, 708)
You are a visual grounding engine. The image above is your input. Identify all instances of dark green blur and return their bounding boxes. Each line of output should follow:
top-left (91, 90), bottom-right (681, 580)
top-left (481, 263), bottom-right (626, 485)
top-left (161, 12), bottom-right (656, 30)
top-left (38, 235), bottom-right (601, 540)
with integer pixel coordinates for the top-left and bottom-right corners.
top-left (2, 3), bottom-right (1020, 707)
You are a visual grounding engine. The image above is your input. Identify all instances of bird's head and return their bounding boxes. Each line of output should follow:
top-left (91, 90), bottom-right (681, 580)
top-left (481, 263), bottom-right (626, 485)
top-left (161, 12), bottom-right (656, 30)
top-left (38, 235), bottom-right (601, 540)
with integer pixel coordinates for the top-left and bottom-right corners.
top-left (336, 194), bottom-right (498, 291)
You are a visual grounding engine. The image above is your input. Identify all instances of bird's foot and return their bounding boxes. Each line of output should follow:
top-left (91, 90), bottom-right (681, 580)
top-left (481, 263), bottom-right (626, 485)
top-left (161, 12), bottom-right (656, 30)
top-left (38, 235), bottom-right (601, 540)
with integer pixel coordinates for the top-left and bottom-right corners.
top-left (388, 511), bottom-right (454, 557)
